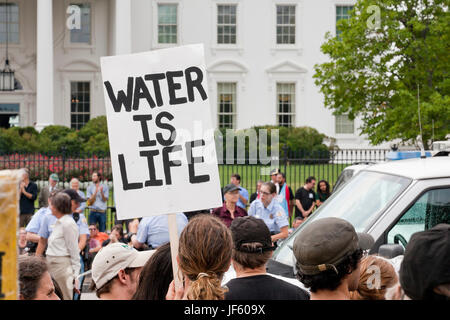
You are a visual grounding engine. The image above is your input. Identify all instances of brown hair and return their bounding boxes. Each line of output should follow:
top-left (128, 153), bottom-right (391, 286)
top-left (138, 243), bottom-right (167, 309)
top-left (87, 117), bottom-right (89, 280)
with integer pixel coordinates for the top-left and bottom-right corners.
top-left (178, 215), bottom-right (232, 300)
top-left (350, 255), bottom-right (399, 300)
top-left (18, 255), bottom-right (49, 300)
top-left (51, 193), bottom-right (71, 214)
top-left (232, 242), bottom-right (272, 269)
top-left (111, 225), bottom-right (124, 238)
top-left (261, 182), bottom-right (276, 194)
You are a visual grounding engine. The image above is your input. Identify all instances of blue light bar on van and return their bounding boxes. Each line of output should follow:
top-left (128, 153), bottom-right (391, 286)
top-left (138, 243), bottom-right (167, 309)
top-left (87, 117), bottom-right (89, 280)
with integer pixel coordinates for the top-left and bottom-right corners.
top-left (386, 151), bottom-right (432, 161)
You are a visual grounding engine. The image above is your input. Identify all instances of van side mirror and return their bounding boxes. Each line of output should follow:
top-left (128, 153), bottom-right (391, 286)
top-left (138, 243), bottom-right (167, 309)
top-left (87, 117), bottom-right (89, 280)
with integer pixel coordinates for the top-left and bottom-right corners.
top-left (378, 244), bottom-right (404, 259)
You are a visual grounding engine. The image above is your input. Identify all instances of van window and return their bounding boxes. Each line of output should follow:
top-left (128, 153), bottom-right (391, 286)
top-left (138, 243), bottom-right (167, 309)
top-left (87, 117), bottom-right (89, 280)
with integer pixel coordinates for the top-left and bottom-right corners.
top-left (387, 188), bottom-right (450, 247)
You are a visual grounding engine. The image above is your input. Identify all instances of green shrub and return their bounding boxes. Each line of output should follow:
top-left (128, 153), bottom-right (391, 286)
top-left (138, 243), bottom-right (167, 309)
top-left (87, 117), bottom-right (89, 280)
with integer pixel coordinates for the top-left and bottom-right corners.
top-left (0, 126), bottom-right (41, 153)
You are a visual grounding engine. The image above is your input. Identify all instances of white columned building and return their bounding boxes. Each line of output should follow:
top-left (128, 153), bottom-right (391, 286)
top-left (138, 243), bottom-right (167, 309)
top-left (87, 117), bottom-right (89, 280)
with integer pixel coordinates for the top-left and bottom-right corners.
top-left (0, 0), bottom-right (391, 149)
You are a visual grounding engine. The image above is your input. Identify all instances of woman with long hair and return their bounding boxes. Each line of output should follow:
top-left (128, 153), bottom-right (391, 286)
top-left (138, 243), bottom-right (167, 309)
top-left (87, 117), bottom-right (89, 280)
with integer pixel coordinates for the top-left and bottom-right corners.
top-left (315, 180), bottom-right (331, 207)
top-left (132, 242), bottom-right (173, 300)
top-left (166, 214), bottom-right (233, 300)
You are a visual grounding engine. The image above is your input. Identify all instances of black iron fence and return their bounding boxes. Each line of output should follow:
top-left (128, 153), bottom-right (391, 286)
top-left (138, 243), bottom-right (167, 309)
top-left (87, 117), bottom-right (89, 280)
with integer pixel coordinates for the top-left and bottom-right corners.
top-left (1, 147), bottom-right (389, 231)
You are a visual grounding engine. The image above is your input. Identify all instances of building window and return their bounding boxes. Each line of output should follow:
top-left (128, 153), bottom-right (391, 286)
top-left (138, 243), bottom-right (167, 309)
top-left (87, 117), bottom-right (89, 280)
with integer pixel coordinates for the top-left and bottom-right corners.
top-left (335, 114), bottom-right (354, 134)
top-left (217, 4), bottom-right (236, 44)
top-left (71, 82), bottom-right (90, 130)
top-left (277, 83), bottom-right (295, 127)
top-left (276, 5), bottom-right (295, 44)
top-left (70, 3), bottom-right (91, 43)
top-left (158, 4), bottom-right (178, 44)
top-left (336, 5), bottom-right (353, 38)
top-left (0, 103), bottom-right (19, 128)
top-left (218, 82), bottom-right (236, 129)
top-left (0, 3), bottom-right (19, 44)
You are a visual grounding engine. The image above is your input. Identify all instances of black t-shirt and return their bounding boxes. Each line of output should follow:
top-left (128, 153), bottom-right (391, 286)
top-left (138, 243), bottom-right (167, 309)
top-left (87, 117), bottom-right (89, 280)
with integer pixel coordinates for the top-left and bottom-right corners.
top-left (19, 181), bottom-right (38, 214)
top-left (294, 187), bottom-right (315, 218)
top-left (225, 275), bottom-right (310, 300)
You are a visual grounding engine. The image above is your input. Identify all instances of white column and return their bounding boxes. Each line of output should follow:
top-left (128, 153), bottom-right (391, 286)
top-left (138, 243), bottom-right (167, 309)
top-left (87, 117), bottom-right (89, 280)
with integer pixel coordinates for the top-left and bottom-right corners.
top-left (114, 0), bottom-right (132, 55)
top-left (35, 0), bottom-right (54, 131)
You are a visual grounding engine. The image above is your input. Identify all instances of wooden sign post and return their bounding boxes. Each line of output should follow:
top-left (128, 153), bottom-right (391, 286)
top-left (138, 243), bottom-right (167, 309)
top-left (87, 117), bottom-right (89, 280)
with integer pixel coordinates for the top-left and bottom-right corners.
top-left (0, 169), bottom-right (22, 300)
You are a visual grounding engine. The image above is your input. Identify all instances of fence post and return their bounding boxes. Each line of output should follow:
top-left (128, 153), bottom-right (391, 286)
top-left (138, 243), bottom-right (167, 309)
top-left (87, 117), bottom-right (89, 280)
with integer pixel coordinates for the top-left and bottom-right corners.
top-left (282, 144), bottom-right (288, 175)
top-left (61, 146), bottom-right (67, 186)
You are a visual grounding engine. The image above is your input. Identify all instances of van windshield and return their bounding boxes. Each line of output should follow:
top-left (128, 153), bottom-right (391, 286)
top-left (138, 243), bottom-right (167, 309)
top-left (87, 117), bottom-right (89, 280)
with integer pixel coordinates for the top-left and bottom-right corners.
top-left (273, 171), bottom-right (411, 266)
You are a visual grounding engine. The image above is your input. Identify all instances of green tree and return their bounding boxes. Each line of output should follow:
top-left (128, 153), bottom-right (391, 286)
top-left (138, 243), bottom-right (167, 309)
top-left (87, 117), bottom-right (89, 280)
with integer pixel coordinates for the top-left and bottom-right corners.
top-left (314, 0), bottom-right (450, 149)
top-left (78, 116), bottom-right (110, 154)
top-left (0, 127), bottom-right (41, 153)
top-left (39, 125), bottom-right (81, 154)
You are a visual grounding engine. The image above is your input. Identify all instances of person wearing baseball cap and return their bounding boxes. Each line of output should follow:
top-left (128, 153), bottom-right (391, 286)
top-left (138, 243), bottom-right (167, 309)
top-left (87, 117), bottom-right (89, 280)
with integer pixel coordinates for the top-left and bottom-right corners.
top-left (293, 217), bottom-right (374, 300)
top-left (269, 168), bottom-right (280, 194)
top-left (225, 216), bottom-right (309, 300)
top-left (90, 243), bottom-right (155, 300)
top-left (38, 173), bottom-right (62, 208)
top-left (212, 184), bottom-right (247, 227)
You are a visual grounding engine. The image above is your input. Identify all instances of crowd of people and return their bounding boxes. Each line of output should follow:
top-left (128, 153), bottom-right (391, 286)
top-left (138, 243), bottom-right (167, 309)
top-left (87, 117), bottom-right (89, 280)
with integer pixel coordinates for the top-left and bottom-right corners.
top-left (16, 168), bottom-right (449, 301)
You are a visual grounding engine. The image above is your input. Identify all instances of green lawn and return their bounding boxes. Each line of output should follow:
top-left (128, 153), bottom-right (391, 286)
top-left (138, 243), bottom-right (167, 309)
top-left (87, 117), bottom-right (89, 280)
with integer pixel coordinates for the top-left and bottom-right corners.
top-left (218, 163), bottom-right (349, 195)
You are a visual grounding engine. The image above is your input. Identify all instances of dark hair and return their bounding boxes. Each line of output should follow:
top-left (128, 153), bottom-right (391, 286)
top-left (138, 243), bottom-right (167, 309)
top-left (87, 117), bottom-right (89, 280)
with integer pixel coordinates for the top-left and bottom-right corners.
top-left (306, 176), bottom-right (316, 184)
top-left (178, 215), bottom-right (232, 300)
top-left (111, 225), bottom-right (124, 238)
top-left (132, 243), bottom-right (173, 300)
top-left (51, 193), bottom-right (71, 214)
top-left (51, 276), bottom-right (64, 300)
top-left (231, 173), bottom-right (241, 182)
top-left (18, 255), bottom-right (49, 300)
top-left (277, 172), bottom-right (286, 179)
top-left (232, 242), bottom-right (272, 269)
top-left (90, 267), bottom-right (136, 298)
top-left (296, 249), bottom-right (363, 293)
top-left (93, 172), bottom-right (103, 181)
top-left (261, 182), bottom-right (276, 194)
top-left (317, 180), bottom-right (331, 196)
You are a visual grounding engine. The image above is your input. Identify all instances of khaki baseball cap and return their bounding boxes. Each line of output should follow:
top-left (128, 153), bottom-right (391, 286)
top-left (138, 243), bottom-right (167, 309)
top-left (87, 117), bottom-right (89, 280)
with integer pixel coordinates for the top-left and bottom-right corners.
top-left (293, 217), bottom-right (374, 275)
top-left (92, 243), bottom-right (155, 288)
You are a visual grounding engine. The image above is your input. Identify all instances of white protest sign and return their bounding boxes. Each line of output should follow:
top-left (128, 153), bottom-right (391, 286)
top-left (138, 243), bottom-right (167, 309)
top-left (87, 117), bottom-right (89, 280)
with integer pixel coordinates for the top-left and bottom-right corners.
top-left (100, 44), bottom-right (222, 220)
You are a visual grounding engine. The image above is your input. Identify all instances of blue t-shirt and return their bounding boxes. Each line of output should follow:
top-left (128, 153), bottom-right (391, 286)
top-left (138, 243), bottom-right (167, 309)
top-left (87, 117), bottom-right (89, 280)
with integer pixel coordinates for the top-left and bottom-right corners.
top-left (136, 213), bottom-right (188, 249)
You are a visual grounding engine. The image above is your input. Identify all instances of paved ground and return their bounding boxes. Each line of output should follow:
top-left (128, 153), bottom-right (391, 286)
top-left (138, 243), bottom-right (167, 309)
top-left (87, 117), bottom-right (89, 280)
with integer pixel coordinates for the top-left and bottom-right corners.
top-left (79, 272), bottom-right (99, 300)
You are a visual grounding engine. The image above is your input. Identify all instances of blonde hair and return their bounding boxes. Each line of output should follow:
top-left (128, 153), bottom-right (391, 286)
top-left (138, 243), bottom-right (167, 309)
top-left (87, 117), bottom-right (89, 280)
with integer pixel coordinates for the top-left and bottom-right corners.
top-left (178, 215), bottom-right (232, 300)
top-left (350, 255), bottom-right (399, 300)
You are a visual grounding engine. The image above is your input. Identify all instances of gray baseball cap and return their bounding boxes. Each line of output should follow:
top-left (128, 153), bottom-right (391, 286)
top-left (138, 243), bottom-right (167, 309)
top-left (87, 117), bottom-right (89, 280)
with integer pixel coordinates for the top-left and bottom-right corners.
top-left (293, 217), bottom-right (374, 275)
top-left (223, 184), bottom-right (240, 194)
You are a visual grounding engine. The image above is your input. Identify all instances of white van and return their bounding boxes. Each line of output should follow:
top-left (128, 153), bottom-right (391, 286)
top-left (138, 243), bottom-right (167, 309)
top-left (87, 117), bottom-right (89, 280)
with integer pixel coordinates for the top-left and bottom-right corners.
top-left (268, 157), bottom-right (450, 278)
